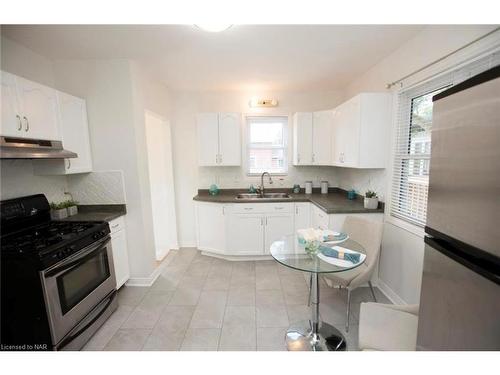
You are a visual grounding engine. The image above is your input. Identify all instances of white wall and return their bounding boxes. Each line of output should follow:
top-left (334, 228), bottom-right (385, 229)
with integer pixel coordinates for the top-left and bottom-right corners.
top-left (169, 89), bottom-right (345, 246)
top-left (341, 25), bottom-right (498, 304)
top-left (52, 59), bottom-right (161, 280)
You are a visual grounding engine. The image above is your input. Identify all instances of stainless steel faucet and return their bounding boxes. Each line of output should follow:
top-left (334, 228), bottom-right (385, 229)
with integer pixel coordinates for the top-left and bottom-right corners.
top-left (259, 172), bottom-right (273, 197)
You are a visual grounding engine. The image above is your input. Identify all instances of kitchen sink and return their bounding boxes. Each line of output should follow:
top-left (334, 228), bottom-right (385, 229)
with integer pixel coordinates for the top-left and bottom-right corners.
top-left (236, 193), bottom-right (291, 200)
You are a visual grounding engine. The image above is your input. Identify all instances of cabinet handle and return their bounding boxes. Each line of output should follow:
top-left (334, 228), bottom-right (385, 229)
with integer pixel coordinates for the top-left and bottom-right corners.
top-left (312, 154), bottom-right (315, 163)
top-left (111, 223), bottom-right (119, 229)
top-left (297, 154), bottom-right (301, 163)
top-left (265, 217), bottom-right (268, 225)
top-left (219, 154), bottom-right (222, 164)
top-left (244, 207), bottom-right (253, 211)
top-left (16, 114), bottom-right (22, 130)
top-left (260, 217), bottom-right (263, 226)
top-left (66, 159), bottom-right (71, 169)
top-left (23, 116), bottom-right (29, 132)
top-left (295, 206), bottom-right (298, 214)
top-left (275, 206), bottom-right (284, 210)
top-left (216, 154), bottom-right (218, 164)
top-left (222, 206), bottom-right (225, 215)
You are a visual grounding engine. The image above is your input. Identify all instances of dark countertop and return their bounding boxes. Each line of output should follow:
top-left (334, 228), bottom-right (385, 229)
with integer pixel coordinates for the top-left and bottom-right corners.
top-left (193, 188), bottom-right (384, 214)
top-left (62, 204), bottom-right (127, 222)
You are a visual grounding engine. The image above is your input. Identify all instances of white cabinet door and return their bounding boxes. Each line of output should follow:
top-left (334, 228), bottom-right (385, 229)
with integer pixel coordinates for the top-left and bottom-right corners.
top-left (311, 205), bottom-right (329, 230)
top-left (340, 97), bottom-right (360, 168)
top-left (17, 77), bottom-right (60, 140)
top-left (57, 92), bottom-right (92, 173)
top-left (197, 113), bottom-right (219, 166)
top-left (226, 213), bottom-right (264, 255)
top-left (294, 202), bottom-right (311, 251)
top-left (312, 110), bottom-right (332, 165)
top-left (218, 112), bottom-right (241, 166)
top-left (196, 202), bottom-right (226, 253)
top-left (264, 213), bottom-right (294, 254)
top-left (1, 71), bottom-right (23, 137)
top-left (293, 112), bottom-right (313, 165)
top-left (111, 228), bottom-right (130, 289)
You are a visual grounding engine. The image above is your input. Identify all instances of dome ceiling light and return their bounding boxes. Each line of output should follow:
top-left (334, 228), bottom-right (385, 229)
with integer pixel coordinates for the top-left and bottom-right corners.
top-left (195, 24), bottom-right (233, 33)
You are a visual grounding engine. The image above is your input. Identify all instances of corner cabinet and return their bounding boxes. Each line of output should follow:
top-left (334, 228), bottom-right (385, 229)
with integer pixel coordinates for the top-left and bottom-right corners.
top-left (197, 112), bottom-right (241, 166)
top-left (1, 70), bottom-right (61, 141)
top-left (293, 110), bottom-right (332, 166)
top-left (33, 92), bottom-right (93, 175)
top-left (331, 93), bottom-right (391, 168)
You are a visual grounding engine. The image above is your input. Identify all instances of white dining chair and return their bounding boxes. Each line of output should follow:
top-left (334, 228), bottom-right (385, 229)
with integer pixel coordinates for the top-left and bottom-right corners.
top-left (358, 302), bottom-right (419, 350)
top-left (309, 215), bottom-right (384, 332)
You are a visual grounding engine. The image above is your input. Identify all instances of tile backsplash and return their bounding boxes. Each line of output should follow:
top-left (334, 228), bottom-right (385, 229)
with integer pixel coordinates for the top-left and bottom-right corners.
top-left (0, 160), bottom-right (68, 202)
top-left (67, 170), bottom-right (127, 204)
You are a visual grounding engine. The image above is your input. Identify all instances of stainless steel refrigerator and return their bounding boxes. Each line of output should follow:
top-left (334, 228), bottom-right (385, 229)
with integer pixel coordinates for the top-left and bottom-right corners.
top-left (417, 65), bottom-right (500, 350)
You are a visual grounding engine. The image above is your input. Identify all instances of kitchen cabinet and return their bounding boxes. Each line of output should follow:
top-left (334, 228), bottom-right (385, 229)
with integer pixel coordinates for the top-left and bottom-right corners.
top-left (292, 112), bottom-right (313, 165)
top-left (332, 93), bottom-right (391, 168)
top-left (1, 71), bottom-right (61, 141)
top-left (264, 214), bottom-right (295, 254)
top-left (196, 202), bottom-right (227, 254)
top-left (109, 216), bottom-right (130, 289)
top-left (1, 71), bottom-right (23, 138)
top-left (294, 202), bottom-right (311, 250)
top-left (33, 92), bottom-right (93, 175)
top-left (197, 112), bottom-right (241, 166)
top-left (226, 213), bottom-right (265, 255)
top-left (311, 204), bottom-right (329, 230)
top-left (293, 110), bottom-right (332, 166)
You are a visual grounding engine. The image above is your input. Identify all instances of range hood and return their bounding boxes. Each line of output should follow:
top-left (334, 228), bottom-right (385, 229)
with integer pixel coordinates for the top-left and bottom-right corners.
top-left (0, 136), bottom-right (78, 159)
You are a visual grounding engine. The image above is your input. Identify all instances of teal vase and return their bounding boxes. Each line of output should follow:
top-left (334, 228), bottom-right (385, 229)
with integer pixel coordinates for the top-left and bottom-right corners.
top-left (209, 184), bottom-right (220, 196)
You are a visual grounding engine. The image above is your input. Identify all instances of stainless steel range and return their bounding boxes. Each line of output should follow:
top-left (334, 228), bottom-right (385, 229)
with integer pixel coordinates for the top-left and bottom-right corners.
top-left (1, 194), bottom-right (118, 351)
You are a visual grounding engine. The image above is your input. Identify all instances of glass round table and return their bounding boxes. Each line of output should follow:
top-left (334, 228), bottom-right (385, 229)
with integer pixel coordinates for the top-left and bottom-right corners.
top-left (270, 234), bottom-right (366, 351)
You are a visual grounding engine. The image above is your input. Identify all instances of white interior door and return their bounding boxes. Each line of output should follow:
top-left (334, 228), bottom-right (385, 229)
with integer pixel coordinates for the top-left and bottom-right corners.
top-left (145, 111), bottom-right (178, 260)
top-left (17, 77), bottom-right (60, 140)
top-left (312, 110), bottom-right (332, 165)
top-left (1, 71), bottom-right (22, 137)
top-left (197, 113), bottom-right (219, 166)
top-left (57, 92), bottom-right (93, 173)
top-left (218, 112), bottom-right (241, 166)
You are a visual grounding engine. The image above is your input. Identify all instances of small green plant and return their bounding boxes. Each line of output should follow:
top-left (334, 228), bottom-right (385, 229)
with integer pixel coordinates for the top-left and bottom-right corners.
top-left (50, 202), bottom-right (66, 210)
top-left (365, 190), bottom-right (378, 198)
top-left (61, 199), bottom-right (78, 208)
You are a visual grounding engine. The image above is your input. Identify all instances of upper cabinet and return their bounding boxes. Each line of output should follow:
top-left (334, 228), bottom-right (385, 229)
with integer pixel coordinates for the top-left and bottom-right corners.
top-left (197, 112), bottom-right (241, 166)
top-left (1, 71), bottom-right (60, 141)
top-left (331, 93), bottom-right (391, 168)
top-left (33, 92), bottom-right (93, 175)
top-left (292, 110), bottom-right (333, 166)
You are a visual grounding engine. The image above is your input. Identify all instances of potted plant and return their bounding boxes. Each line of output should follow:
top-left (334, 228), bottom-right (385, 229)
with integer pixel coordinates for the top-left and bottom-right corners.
top-left (50, 202), bottom-right (68, 220)
top-left (364, 190), bottom-right (379, 209)
top-left (64, 199), bottom-right (79, 216)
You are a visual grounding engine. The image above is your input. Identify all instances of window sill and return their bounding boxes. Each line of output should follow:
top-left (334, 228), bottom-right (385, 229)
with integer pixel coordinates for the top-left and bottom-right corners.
top-left (384, 214), bottom-right (425, 238)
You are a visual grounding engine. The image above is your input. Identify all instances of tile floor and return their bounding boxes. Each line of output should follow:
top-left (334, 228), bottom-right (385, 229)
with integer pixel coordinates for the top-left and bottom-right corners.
top-left (83, 248), bottom-right (390, 351)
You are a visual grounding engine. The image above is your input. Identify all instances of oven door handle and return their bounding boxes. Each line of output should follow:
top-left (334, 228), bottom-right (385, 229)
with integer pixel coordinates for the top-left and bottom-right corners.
top-left (57, 290), bottom-right (117, 350)
top-left (44, 237), bottom-right (111, 278)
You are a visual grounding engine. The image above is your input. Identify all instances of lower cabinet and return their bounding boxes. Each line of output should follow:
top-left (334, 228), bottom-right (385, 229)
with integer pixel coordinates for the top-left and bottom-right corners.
top-left (194, 201), bottom-right (383, 257)
top-left (226, 213), bottom-right (265, 255)
top-left (109, 216), bottom-right (130, 289)
top-left (196, 202), bottom-right (226, 253)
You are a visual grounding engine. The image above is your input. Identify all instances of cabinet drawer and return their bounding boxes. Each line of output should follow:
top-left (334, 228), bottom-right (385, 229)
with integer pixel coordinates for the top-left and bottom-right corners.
top-left (230, 202), bottom-right (293, 214)
top-left (108, 216), bottom-right (125, 233)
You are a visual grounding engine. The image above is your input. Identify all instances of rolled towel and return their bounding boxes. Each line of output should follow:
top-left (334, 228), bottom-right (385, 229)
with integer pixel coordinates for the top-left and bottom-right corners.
top-left (319, 245), bottom-right (361, 264)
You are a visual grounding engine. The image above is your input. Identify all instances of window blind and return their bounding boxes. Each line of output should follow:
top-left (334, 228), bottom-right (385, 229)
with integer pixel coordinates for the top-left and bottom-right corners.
top-left (390, 51), bottom-right (500, 227)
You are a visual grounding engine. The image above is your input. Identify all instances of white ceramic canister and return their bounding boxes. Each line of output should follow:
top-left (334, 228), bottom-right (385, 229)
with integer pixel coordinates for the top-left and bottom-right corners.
top-left (321, 181), bottom-right (328, 194)
top-left (305, 181), bottom-right (313, 194)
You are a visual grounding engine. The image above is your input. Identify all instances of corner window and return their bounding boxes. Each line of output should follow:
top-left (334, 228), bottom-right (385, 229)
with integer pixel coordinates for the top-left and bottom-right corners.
top-left (246, 116), bottom-right (288, 175)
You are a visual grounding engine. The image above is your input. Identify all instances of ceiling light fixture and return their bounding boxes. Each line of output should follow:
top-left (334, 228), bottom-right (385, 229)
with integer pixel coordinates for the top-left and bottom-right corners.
top-left (195, 24), bottom-right (233, 33)
top-left (249, 98), bottom-right (279, 108)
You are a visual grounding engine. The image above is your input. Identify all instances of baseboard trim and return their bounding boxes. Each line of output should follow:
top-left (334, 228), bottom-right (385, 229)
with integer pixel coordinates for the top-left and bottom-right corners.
top-left (125, 259), bottom-right (168, 287)
top-left (377, 278), bottom-right (407, 305)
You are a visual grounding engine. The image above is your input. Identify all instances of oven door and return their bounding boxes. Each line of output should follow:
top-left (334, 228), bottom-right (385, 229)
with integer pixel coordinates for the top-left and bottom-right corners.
top-left (40, 236), bottom-right (116, 345)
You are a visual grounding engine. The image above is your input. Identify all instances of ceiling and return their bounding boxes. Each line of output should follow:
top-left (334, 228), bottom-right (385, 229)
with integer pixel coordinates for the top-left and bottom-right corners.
top-left (1, 25), bottom-right (424, 91)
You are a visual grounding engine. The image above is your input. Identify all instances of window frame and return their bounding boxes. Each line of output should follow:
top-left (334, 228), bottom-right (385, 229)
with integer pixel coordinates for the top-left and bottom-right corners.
top-left (386, 50), bottom-right (500, 236)
top-left (245, 115), bottom-right (289, 176)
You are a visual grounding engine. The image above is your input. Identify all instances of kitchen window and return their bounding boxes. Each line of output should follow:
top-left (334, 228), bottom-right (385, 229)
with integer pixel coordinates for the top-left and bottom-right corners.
top-left (390, 51), bottom-right (499, 228)
top-left (246, 116), bottom-right (288, 175)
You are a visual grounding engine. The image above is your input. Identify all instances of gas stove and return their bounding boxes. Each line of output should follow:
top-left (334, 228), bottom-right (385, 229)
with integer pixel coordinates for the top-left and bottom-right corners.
top-left (1, 194), bottom-right (117, 351)
top-left (1, 195), bottom-right (109, 268)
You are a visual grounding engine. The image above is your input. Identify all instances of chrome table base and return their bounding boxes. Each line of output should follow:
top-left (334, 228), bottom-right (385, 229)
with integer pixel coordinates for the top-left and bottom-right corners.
top-left (285, 320), bottom-right (347, 351)
top-left (285, 272), bottom-right (347, 351)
